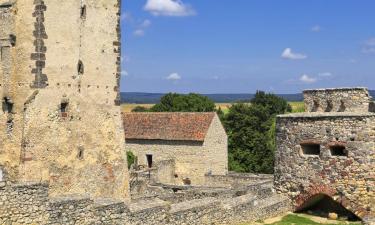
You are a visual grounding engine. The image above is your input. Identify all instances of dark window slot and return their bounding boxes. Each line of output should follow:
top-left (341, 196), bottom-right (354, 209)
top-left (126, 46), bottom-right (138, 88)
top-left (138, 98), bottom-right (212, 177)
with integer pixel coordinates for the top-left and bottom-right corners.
top-left (301, 144), bottom-right (320, 156)
top-left (146, 154), bottom-right (153, 168)
top-left (330, 145), bottom-right (347, 156)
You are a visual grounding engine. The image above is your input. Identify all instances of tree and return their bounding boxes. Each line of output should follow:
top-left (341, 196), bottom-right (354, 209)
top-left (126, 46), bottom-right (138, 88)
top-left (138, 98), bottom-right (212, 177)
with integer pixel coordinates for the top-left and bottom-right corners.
top-left (131, 106), bottom-right (149, 112)
top-left (222, 92), bottom-right (291, 174)
top-left (150, 93), bottom-right (216, 112)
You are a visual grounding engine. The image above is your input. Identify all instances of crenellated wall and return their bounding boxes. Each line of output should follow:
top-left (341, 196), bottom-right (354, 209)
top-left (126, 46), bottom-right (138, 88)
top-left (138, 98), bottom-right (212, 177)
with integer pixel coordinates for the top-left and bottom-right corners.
top-left (303, 87), bottom-right (373, 113)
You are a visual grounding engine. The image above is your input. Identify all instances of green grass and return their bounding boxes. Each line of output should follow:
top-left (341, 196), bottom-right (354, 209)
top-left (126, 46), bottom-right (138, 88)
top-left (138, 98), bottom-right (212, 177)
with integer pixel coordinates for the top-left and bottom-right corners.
top-left (243, 214), bottom-right (362, 225)
top-left (268, 214), bottom-right (361, 225)
top-left (289, 101), bottom-right (305, 113)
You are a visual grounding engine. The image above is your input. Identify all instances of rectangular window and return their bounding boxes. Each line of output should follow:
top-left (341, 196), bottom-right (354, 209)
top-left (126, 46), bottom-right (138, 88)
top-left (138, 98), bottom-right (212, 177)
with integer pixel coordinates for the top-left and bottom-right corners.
top-left (301, 143), bottom-right (320, 156)
top-left (330, 145), bottom-right (347, 156)
top-left (146, 154), bottom-right (153, 168)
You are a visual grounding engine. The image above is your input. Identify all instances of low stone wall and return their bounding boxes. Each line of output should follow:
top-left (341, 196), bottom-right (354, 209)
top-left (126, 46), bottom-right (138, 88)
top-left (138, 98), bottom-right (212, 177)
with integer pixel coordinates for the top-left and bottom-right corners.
top-left (0, 181), bottom-right (292, 225)
top-left (205, 172), bottom-right (273, 187)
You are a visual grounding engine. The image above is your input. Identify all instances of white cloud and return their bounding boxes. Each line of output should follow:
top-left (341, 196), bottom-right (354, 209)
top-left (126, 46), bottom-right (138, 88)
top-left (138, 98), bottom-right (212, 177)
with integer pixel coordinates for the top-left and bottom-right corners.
top-left (281, 48), bottom-right (307, 60)
top-left (144, 0), bottom-right (196, 17)
top-left (311, 25), bottom-right (321, 32)
top-left (133, 29), bottom-right (145, 37)
top-left (166, 73), bottom-right (181, 80)
top-left (121, 12), bottom-right (133, 22)
top-left (318, 72), bottom-right (332, 77)
top-left (141, 19), bottom-right (152, 28)
top-left (122, 55), bottom-right (130, 63)
top-left (362, 38), bottom-right (375, 54)
top-left (300, 74), bottom-right (317, 84)
top-left (121, 70), bottom-right (129, 76)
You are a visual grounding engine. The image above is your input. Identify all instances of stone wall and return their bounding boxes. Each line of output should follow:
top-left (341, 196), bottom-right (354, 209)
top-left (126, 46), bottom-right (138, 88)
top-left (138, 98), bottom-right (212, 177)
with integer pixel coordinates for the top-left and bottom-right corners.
top-left (126, 114), bottom-right (228, 185)
top-left (303, 87), bottom-right (372, 113)
top-left (0, 0), bottom-right (129, 200)
top-left (275, 113), bottom-right (375, 219)
top-left (0, 181), bottom-right (292, 225)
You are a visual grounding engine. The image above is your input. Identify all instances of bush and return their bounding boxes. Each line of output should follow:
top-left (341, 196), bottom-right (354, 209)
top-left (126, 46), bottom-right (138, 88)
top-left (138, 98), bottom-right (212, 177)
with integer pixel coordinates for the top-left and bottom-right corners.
top-left (127, 151), bottom-right (137, 169)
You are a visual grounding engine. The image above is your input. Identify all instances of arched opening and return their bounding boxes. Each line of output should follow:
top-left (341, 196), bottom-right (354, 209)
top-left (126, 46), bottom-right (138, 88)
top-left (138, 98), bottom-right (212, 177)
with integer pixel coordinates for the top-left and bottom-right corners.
top-left (296, 194), bottom-right (360, 222)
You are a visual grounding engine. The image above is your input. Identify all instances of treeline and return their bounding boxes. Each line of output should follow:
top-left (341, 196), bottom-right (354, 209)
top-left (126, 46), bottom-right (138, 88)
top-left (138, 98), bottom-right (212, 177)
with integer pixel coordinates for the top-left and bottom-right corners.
top-left (132, 92), bottom-right (291, 174)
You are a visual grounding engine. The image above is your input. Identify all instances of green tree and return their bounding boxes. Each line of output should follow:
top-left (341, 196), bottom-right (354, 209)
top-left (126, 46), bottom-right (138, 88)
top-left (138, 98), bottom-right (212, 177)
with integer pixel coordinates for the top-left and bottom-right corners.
top-left (222, 92), bottom-right (291, 174)
top-left (150, 93), bottom-right (216, 112)
top-left (131, 106), bottom-right (149, 112)
top-left (127, 151), bottom-right (137, 169)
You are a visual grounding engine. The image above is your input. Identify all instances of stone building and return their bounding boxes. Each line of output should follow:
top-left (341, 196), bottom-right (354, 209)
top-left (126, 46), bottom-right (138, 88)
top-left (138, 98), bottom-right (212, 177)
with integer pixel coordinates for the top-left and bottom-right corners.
top-left (275, 87), bottom-right (375, 221)
top-left (123, 112), bottom-right (228, 185)
top-left (0, 0), bottom-right (129, 200)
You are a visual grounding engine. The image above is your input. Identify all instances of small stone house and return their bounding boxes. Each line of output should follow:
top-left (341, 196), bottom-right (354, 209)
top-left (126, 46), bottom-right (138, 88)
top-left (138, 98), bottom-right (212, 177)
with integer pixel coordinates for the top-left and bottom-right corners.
top-left (123, 112), bottom-right (228, 185)
top-left (274, 87), bottom-right (375, 221)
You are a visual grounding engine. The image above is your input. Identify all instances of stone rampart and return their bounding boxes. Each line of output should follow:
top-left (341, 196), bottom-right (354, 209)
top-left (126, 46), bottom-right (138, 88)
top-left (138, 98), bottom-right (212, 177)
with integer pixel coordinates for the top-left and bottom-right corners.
top-left (275, 113), bottom-right (375, 219)
top-left (303, 87), bottom-right (372, 113)
top-left (0, 181), bottom-right (291, 225)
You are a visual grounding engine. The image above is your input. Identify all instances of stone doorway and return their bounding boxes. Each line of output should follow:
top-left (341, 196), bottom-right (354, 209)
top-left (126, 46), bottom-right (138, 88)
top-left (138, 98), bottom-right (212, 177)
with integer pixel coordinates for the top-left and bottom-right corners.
top-left (296, 194), bottom-right (360, 222)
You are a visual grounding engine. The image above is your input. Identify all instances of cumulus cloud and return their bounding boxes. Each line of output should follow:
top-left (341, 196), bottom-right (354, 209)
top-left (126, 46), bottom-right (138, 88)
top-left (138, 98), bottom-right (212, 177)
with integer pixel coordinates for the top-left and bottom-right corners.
top-left (281, 48), bottom-right (307, 60)
top-left (300, 74), bottom-right (317, 84)
top-left (166, 73), bottom-right (181, 80)
top-left (133, 29), bottom-right (145, 37)
top-left (144, 0), bottom-right (196, 17)
top-left (141, 19), bottom-right (152, 28)
top-left (362, 38), bottom-right (375, 54)
top-left (121, 12), bottom-right (133, 22)
top-left (318, 72), bottom-right (332, 77)
top-left (311, 25), bottom-right (321, 32)
top-left (132, 20), bottom-right (152, 37)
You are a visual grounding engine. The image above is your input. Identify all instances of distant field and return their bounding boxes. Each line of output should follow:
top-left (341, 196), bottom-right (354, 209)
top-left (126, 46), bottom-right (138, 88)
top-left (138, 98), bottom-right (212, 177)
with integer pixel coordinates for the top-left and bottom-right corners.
top-left (289, 101), bottom-right (305, 113)
top-left (121, 103), bottom-right (232, 113)
top-left (122, 102), bottom-right (304, 114)
top-left (121, 104), bottom-right (154, 112)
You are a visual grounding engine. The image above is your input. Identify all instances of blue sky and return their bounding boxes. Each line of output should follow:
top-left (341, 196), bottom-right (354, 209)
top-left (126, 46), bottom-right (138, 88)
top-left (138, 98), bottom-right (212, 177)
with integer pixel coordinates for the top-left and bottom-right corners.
top-left (121, 0), bottom-right (375, 94)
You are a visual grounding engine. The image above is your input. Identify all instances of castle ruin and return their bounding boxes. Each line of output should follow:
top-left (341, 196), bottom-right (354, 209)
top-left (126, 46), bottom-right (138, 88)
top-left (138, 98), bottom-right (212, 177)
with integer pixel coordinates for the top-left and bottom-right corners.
top-left (275, 87), bottom-right (375, 222)
top-left (0, 0), bottom-right (129, 200)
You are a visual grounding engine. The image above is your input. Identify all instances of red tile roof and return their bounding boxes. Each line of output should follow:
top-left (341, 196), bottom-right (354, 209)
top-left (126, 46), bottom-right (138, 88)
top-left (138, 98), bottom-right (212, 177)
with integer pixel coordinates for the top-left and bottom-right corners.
top-left (122, 112), bottom-right (216, 141)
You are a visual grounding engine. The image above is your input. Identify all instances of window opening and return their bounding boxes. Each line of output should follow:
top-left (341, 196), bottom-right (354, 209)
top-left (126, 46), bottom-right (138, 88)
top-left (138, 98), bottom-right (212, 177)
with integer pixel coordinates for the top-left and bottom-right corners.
top-left (330, 145), bottom-right (347, 156)
top-left (301, 143), bottom-right (320, 156)
top-left (146, 154), bottom-right (153, 168)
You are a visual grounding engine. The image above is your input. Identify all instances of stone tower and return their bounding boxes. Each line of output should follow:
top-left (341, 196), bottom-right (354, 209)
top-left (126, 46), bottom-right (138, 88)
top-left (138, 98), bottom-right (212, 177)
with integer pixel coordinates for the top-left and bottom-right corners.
top-left (0, 0), bottom-right (129, 200)
top-left (275, 88), bottom-right (374, 221)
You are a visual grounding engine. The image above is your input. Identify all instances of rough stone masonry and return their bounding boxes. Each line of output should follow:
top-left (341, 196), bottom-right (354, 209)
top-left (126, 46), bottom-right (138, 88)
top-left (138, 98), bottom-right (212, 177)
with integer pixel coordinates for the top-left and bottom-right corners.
top-left (0, 0), bottom-right (129, 200)
top-left (275, 87), bottom-right (375, 223)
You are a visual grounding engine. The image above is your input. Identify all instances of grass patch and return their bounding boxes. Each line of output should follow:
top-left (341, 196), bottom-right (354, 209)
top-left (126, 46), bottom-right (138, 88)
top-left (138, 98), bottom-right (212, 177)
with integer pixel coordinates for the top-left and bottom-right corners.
top-left (267, 214), bottom-right (361, 225)
top-left (289, 101), bottom-right (305, 113)
top-left (240, 214), bottom-right (362, 225)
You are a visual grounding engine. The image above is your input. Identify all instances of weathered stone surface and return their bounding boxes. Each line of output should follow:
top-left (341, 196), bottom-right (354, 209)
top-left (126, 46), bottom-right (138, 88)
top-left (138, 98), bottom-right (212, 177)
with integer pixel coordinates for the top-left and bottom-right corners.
top-left (0, 181), bottom-right (292, 225)
top-left (275, 87), bottom-right (375, 220)
top-left (0, 0), bottom-right (129, 200)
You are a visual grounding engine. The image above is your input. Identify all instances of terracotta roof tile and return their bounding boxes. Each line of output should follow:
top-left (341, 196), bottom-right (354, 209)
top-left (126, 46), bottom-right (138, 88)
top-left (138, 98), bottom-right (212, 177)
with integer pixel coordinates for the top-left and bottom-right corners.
top-left (122, 112), bottom-right (216, 141)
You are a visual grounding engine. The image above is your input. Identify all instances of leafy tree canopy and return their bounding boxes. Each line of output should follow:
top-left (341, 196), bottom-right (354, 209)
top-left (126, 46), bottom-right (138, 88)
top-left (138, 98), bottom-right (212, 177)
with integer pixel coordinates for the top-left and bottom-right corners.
top-left (222, 91), bottom-right (291, 174)
top-left (150, 93), bottom-right (216, 112)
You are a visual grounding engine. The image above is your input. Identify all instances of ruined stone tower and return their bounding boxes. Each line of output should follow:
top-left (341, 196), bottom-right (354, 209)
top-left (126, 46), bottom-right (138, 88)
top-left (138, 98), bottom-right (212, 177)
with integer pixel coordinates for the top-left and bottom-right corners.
top-left (275, 87), bottom-right (374, 221)
top-left (0, 0), bottom-right (129, 200)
